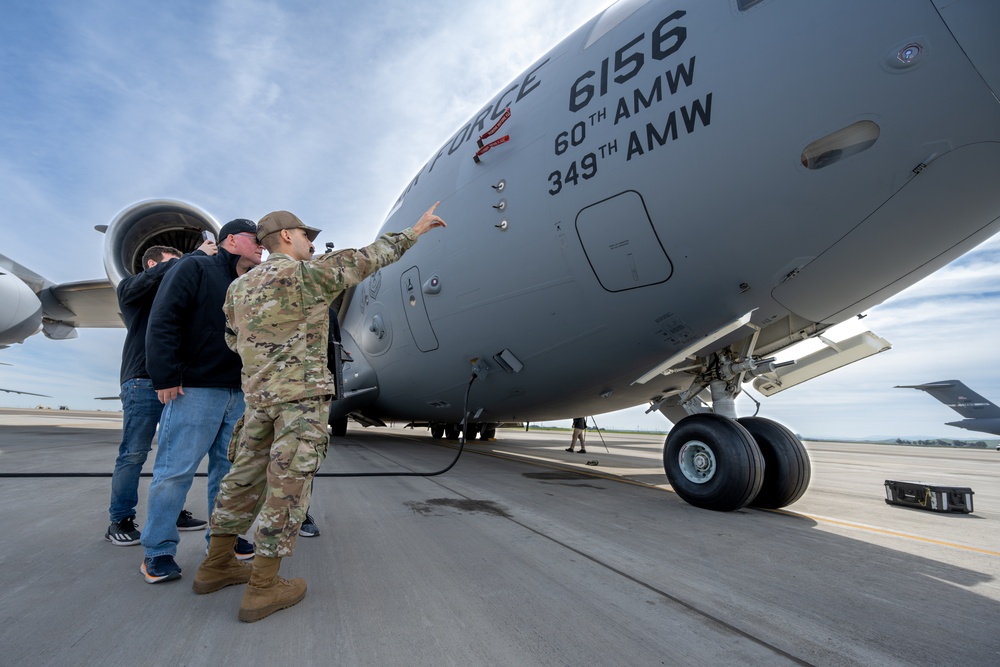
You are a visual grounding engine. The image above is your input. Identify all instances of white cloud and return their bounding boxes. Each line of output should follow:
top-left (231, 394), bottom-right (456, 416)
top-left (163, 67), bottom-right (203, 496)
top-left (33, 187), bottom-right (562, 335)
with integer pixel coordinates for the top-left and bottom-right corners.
top-left (0, 0), bottom-right (612, 404)
top-left (3, 1), bottom-right (999, 443)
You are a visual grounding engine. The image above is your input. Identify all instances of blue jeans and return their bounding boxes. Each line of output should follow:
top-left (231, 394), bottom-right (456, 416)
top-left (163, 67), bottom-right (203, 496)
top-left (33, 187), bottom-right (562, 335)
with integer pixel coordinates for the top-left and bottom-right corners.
top-left (141, 387), bottom-right (245, 559)
top-left (109, 379), bottom-right (164, 523)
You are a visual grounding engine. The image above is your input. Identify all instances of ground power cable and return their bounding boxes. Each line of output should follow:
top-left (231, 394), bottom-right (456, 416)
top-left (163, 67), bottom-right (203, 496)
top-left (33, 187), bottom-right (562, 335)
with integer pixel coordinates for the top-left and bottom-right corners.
top-left (316, 371), bottom-right (477, 478)
top-left (0, 374), bottom-right (478, 479)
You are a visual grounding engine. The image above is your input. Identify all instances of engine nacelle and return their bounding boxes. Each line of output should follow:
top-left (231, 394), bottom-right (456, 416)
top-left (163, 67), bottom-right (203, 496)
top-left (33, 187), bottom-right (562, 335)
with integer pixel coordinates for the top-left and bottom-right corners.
top-left (0, 271), bottom-right (43, 346)
top-left (102, 199), bottom-right (220, 286)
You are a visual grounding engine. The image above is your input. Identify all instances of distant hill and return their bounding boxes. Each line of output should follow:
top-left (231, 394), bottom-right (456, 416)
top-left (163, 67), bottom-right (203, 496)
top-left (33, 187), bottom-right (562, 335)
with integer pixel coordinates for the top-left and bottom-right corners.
top-left (807, 436), bottom-right (1000, 449)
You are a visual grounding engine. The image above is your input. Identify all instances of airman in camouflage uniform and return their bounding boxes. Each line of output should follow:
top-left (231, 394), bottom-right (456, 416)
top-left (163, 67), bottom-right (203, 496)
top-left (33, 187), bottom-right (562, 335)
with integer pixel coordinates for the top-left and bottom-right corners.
top-left (194, 204), bottom-right (446, 622)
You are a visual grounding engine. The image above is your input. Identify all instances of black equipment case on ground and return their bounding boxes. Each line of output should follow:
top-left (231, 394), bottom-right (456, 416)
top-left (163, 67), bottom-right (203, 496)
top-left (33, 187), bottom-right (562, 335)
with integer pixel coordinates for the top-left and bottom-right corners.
top-left (884, 480), bottom-right (974, 513)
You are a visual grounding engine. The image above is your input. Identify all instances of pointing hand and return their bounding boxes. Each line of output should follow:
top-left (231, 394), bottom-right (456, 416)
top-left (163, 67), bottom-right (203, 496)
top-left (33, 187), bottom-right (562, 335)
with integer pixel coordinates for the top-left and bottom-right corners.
top-left (413, 202), bottom-right (447, 237)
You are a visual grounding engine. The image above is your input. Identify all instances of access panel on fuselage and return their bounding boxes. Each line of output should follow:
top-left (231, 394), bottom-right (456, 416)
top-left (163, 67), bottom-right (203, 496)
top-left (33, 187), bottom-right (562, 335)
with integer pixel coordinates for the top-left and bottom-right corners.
top-left (399, 266), bottom-right (439, 352)
top-left (575, 190), bottom-right (673, 292)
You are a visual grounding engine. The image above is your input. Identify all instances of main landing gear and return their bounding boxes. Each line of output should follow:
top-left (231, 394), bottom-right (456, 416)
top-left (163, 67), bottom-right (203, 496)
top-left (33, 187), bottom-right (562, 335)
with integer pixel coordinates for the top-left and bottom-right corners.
top-left (663, 414), bottom-right (810, 511)
top-left (329, 415), bottom-right (348, 438)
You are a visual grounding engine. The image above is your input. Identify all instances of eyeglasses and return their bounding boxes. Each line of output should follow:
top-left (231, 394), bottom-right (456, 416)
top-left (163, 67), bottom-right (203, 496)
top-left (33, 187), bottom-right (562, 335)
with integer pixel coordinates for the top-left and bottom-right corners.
top-left (235, 233), bottom-right (262, 246)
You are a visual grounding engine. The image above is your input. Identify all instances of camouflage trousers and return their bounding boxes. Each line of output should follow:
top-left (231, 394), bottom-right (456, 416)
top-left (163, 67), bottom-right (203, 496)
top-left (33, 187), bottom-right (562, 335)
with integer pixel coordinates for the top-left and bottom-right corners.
top-left (209, 396), bottom-right (330, 558)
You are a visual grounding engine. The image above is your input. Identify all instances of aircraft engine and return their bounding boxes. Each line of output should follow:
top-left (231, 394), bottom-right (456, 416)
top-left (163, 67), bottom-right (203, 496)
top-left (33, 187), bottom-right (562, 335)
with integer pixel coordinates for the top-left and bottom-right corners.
top-left (102, 199), bottom-right (220, 286)
top-left (0, 272), bottom-right (43, 345)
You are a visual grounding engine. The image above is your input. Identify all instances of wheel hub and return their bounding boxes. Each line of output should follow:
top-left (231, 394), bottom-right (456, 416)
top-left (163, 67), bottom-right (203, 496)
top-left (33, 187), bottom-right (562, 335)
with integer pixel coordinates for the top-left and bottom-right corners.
top-left (678, 440), bottom-right (717, 484)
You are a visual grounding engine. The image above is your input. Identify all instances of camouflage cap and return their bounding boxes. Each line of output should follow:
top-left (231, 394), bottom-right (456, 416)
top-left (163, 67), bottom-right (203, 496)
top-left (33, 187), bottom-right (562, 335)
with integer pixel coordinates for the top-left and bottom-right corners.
top-left (256, 211), bottom-right (321, 243)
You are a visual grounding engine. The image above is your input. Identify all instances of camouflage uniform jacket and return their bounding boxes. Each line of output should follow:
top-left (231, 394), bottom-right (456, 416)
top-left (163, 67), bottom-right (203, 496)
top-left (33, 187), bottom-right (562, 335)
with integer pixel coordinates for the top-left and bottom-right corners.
top-left (224, 228), bottom-right (417, 408)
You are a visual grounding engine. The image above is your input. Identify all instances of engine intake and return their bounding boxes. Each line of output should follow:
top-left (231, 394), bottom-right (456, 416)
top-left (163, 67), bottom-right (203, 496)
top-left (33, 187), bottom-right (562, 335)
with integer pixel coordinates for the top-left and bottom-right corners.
top-left (102, 199), bottom-right (220, 286)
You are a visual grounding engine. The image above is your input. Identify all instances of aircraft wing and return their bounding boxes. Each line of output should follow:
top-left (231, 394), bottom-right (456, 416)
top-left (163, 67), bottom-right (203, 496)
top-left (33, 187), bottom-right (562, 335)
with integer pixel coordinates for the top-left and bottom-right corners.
top-left (945, 418), bottom-right (1000, 436)
top-left (0, 253), bottom-right (49, 293)
top-left (1, 252), bottom-right (121, 343)
top-left (0, 387), bottom-right (51, 397)
top-left (40, 279), bottom-right (122, 331)
top-left (1, 199), bottom-right (222, 345)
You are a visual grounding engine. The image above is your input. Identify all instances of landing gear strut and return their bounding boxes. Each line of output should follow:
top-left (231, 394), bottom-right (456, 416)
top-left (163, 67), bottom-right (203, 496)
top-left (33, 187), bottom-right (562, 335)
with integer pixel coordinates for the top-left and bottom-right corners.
top-left (654, 339), bottom-right (811, 510)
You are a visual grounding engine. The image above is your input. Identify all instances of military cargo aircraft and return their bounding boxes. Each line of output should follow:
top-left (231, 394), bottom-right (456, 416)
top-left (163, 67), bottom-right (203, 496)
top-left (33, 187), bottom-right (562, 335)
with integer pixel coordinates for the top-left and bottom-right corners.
top-left (1, 0), bottom-right (999, 511)
top-left (896, 380), bottom-right (1000, 438)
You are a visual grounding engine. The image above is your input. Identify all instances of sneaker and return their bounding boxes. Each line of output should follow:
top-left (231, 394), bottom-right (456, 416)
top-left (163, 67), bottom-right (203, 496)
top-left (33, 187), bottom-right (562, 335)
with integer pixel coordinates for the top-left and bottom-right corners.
top-left (234, 536), bottom-right (255, 561)
top-left (579, 449), bottom-right (587, 454)
top-left (564, 447), bottom-right (574, 452)
top-left (299, 513), bottom-right (320, 538)
top-left (204, 536), bottom-right (256, 559)
top-left (176, 509), bottom-right (208, 531)
top-left (141, 555), bottom-right (182, 584)
top-left (105, 516), bottom-right (141, 546)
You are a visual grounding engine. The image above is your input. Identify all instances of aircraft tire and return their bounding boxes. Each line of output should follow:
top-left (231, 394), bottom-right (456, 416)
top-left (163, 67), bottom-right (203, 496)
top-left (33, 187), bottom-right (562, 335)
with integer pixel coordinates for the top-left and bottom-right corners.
top-left (465, 424), bottom-right (481, 441)
top-left (663, 414), bottom-right (764, 511)
top-left (431, 425), bottom-right (444, 439)
top-left (738, 417), bottom-right (811, 509)
top-left (329, 416), bottom-right (348, 438)
top-left (444, 424), bottom-right (461, 440)
top-left (481, 424), bottom-right (496, 439)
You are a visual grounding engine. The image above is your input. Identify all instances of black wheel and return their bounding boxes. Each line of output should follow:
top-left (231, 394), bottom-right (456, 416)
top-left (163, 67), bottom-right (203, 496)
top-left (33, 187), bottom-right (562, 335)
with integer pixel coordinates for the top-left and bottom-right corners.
top-left (465, 424), bottom-right (481, 441)
top-left (444, 424), bottom-right (461, 440)
top-left (481, 424), bottom-right (496, 440)
top-left (737, 417), bottom-right (811, 509)
top-left (431, 425), bottom-right (444, 439)
top-left (663, 414), bottom-right (764, 511)
top-left (329, 415), bottom-right (348, 438)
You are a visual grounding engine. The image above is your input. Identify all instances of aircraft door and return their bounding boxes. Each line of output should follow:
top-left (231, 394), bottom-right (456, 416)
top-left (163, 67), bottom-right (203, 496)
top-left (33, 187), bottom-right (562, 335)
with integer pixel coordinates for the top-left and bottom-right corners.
top-left (400, 266), bottom-right (439, 352)
top-left (575, 190), bottom-right (673, 292)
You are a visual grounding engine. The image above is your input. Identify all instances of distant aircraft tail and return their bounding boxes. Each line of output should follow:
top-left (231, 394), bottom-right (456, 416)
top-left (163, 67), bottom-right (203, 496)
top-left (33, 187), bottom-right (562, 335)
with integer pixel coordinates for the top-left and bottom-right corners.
top-left (895, 380), bottom-right (1000, 419)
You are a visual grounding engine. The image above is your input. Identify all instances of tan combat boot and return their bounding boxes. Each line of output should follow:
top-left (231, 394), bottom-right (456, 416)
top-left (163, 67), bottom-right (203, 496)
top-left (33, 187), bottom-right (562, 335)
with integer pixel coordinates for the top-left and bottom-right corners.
top-left (238, 555), bottom-right (307, 622)
top-left (192, 535), bottom-right (252, 594)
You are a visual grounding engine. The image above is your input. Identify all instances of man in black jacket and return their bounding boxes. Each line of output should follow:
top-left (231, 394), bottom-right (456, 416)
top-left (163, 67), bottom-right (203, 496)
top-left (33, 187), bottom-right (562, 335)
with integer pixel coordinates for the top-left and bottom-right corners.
top-left (139, 219), bottom-right (263, 584)
top-left (106, 243), bottom-right (215, 546)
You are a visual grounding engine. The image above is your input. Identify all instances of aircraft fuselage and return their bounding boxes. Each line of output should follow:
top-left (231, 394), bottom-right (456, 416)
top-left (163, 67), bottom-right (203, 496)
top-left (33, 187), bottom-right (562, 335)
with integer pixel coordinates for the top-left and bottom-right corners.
top-left (339, 0), bottom-right (1000, 426)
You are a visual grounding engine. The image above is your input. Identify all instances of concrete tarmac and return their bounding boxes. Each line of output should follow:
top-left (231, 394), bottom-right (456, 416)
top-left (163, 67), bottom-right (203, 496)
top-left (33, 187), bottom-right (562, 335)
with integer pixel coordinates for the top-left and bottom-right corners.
top-left (0, 409), bottom-right (997, 666)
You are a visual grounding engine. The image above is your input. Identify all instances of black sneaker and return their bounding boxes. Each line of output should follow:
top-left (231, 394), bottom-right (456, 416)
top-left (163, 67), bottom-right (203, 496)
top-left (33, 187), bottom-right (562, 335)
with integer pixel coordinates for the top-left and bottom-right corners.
top-left (176, 509), bottom-right (207, 531)
top-left (234, 536), bottom-right (255, 561)
top-left (299, 513), bottom-right (320, 537)
top-left (203, 536), bottom-right (256, 559)
top-left (578, 449), bottom-right (587, 454)
top-left (105, 516), bottom-right (141, 546)
top-left (141, 555), bottom-right (181, 584)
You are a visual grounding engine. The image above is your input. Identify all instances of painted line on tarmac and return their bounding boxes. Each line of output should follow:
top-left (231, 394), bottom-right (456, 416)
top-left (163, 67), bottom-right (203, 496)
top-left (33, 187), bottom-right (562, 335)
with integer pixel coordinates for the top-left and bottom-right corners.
top-left (770, 510), bottom-right (1000, 557)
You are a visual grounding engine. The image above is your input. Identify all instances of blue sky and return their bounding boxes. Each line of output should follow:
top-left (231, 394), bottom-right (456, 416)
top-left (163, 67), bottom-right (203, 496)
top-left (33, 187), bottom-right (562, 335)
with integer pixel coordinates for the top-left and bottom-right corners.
top-left (2, 1), bottom-right (999, 439)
